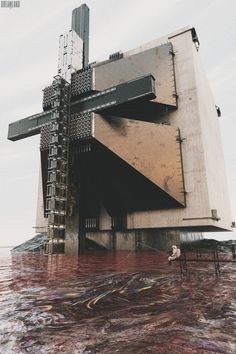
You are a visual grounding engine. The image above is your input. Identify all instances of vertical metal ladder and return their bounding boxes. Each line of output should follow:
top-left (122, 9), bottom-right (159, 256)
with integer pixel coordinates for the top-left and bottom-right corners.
top-left (44, 75), bottom-right (70, 254)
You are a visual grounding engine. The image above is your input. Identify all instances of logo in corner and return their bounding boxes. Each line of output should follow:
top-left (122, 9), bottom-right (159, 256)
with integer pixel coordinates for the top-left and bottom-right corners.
top-left (1, 1), bottom-right (21, 8)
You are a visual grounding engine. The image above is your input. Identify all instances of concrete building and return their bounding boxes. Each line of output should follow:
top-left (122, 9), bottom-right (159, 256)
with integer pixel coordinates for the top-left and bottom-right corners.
top-left (64, 26), bottom-right (232, 254)
top-left (8, 6), bottom-right (232, 255)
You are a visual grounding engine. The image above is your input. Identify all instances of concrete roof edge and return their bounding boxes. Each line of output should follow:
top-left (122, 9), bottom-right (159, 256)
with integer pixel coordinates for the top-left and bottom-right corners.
top-left (123, 26), bottom-right (194, 58)
top-left (91, 26), bottom-right (195, 67)
top-left (168, 25), bottom-right (194, 39)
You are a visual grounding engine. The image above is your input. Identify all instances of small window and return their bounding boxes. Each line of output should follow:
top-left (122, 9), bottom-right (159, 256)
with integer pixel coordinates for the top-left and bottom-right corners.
top-left (46, 199), bottom-right (51, 210)
top-left (63, 34), bottom-right (68, 48)
top-left (63, 53), bottom-right (67, 66)
top-left (47, 185), bottom-right (53, 196)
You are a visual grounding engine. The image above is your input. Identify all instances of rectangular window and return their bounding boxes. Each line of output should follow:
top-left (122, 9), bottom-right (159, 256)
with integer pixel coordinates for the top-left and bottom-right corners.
top-left (63, 53), bottom-right (67, 66)
top-left (46, 199), bottom-right (51, 211)
top-left (47, 185), bottom-right (53, 196)
top-left (48, 159), bottom-right (57, 169)
top-left (63, 34), bottom-right (68, 48)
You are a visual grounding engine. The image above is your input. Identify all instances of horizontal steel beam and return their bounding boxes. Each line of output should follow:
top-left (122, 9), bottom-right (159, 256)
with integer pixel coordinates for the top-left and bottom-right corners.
top-left (71, 74), bottom-right (156, 114)
top-left (8, 111), bottom-right (51, 141)
top-left (8, 75), bottom-right (156, 141)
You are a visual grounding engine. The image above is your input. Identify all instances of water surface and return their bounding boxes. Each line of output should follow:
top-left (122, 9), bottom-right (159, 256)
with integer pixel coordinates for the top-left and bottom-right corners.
top-left (0, 248), bottom-right (236, 353)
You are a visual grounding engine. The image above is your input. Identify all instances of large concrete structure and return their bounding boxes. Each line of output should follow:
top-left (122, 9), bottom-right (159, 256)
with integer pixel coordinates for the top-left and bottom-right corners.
top-left (8, 5), bottom-right (232, 255)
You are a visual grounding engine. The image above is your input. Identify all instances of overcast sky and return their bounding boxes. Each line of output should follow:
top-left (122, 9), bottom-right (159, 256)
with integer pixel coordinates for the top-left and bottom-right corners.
top-left (0, 0), bottom-right (235, 246)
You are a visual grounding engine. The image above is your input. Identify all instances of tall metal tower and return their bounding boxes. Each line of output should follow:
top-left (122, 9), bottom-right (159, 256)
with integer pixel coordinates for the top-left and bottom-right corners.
top-left (72, 4), bottom-right (89, 67)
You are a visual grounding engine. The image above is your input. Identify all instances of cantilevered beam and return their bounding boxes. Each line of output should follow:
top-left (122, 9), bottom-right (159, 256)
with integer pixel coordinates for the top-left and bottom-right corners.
top-left (8, 75), bottom-right (156, 141)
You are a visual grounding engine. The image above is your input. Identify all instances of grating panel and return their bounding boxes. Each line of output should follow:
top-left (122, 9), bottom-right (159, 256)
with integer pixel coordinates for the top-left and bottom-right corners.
top-left (70, 112), bottom-right (92, 140)
top-left (40, 113), bottom-right (92, 150)
top-left (43, 85), bottom-right (54, 110)
top-left (71, 67), bottom-right (93, 97)
top-left (40, 125), bottom-right (51, 150)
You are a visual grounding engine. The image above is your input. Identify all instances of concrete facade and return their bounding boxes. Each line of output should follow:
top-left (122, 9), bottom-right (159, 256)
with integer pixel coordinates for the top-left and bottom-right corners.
top-left (35, 26), bottom-right (232, 255)
top-left (87, 230), bottom-right (202, 252)
top-left (119, 27), bottom-right (232, 232)
top-left (35, 165), bottom-right (47, 235)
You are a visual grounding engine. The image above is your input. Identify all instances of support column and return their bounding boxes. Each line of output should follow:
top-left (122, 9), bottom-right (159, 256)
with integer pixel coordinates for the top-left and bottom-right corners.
top-left (64, 151), bottom-right (87, 255)
top-left (65, 153), bottom-right (79, 255)
top-left (110, 231), bottom-right (116, 251)
top-left (135, 230), bottom-right (142, 251)
top-left (64, 208), bottom-right (79, 255)
top-left (78, 208), bottom-right (86, 254)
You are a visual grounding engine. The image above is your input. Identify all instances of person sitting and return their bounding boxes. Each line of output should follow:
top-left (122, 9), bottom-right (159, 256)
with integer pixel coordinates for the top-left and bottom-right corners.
top-left (168, 245), bottom-right (181, 263)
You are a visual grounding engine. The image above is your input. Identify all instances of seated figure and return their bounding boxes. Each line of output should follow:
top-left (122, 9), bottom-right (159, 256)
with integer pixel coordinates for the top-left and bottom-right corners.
top-left (168, 245), bottom-right (181, 262)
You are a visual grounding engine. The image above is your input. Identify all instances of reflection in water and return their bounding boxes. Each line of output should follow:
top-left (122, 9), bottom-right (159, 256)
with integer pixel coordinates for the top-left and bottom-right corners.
top-left (0, 248), bottom-right (236, 353)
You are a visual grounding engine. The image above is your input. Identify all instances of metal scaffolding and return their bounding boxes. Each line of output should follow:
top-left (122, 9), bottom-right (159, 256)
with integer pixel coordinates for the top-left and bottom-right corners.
top-left (45, 76), bottom-right (71, 254)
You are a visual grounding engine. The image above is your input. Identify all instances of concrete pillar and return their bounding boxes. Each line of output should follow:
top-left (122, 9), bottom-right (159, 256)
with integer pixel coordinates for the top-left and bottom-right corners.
top-left (78, 209), bottom-right (86, 254)
top-left (135, 230), bottom-right (142, 251)
top-left (35, 163), bottom-right (47, 235)
top-left (65, 209), bottom-right (79, 255)
top-left (109, 231), bottom-right (116, 251)
top-left (65, 155), bottom-right (79, 255)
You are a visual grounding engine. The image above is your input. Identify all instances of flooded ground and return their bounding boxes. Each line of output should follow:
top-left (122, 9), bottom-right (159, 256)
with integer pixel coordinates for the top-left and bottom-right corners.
top-left (0, 247), bottom-right (236, 354)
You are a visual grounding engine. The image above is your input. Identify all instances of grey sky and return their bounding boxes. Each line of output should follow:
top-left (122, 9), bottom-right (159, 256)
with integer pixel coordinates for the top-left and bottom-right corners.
top-left (0, 0), bottom-right (235, 246)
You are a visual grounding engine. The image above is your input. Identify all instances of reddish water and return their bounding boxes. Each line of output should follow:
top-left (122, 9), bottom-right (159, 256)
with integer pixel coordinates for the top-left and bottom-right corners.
top-left (0, 248), bottom-right (236, 354)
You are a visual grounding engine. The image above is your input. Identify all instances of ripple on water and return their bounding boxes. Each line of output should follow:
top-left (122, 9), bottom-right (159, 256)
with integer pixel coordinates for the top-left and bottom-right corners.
top-left (0, 249), bottom-right (235, 353)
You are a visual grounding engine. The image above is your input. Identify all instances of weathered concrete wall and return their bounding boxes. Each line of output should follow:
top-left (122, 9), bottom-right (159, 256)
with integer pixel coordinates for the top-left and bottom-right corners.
top-left (35, 164), bottom-right (47, 235)
top-left (65, 210), bottom-right (79, 255)
top-left (87, 229), bottom-right (202, 252)
top-left (65, 155), bottom-right (80, 256)
top-left (86, 231), bottom-right (111, 250)
top-left (193, 45), bottom-right (232, 231)
top-left (87, 231), bottom-right (137, 251)
top-left (35, 26), bottom-right (231, 256)
top-left (124, 28), bottom-right (232, 232)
